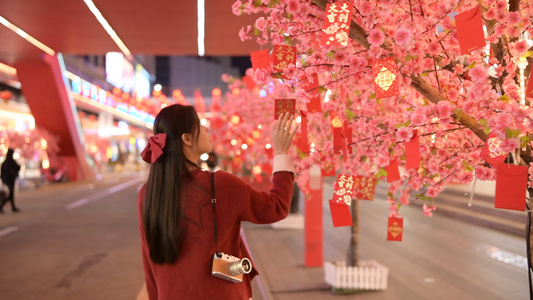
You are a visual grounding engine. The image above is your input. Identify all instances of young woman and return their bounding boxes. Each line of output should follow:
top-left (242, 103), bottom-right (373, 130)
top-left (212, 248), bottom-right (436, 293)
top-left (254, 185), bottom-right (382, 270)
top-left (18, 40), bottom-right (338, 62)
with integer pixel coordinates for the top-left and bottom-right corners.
top-left (138, 104), bottom-right (297, 299)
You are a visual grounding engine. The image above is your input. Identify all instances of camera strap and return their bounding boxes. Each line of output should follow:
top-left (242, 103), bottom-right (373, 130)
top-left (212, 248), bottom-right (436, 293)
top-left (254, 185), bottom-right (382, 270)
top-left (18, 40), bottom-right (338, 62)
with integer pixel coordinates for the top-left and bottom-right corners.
top-left (211, 172), bottom-right (221, 257)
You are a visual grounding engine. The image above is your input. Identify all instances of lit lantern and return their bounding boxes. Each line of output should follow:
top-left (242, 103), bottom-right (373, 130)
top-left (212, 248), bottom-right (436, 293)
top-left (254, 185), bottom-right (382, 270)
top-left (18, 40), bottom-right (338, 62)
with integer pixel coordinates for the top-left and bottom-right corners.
top-left (121, 92), bottom-right (130, 100)
top-left (230, 115), bottom-right (240, 125)
top-left (252, 129), bottom-right (261, 139)
top-left (112, 87), bottom-right (122, 96)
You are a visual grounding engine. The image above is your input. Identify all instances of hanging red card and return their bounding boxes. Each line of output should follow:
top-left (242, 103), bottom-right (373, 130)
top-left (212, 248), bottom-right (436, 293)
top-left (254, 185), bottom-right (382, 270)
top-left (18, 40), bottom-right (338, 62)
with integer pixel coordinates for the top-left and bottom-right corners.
top-left (480, 133), bottom-right (507, 167)
top-left (344, 121), bottom-right (353, 154)
top-left (272, 45), bottom-right (296, 76)
top-left (387, 217), bottom-right (403, 241)
top-left (297, 110), bottom-right (310, 153)
top-left (242, 75), bottom-right (257, 90)
top-left (386, 159), bottom-right (401, 182)
top-left (372, 57), bottom-right (399, 99)
top-left (333, 127), bottom-right (345, 155)
top-left (354, 175), bottom-right (376, 201)
top-left (454, 6), bottom-right (486, 55)
top-left (405, 130), bottom-right (421, 169)
top-left (250, 49), bottom-right (270, 71)
top-left (494, 163), bottom-right (527, 211)
top-left (301, 73), bottom-right (322, 112)
top-left (322, 160), bottom-right (336, 177)
top-left (274, 99), bottom-right (295, 119)
top-left (329, 200), bottom-right (353, 227)
top-left (321, 2), bottom-right (353, 47)
top-left (332, 174), bottom-right (355, 205)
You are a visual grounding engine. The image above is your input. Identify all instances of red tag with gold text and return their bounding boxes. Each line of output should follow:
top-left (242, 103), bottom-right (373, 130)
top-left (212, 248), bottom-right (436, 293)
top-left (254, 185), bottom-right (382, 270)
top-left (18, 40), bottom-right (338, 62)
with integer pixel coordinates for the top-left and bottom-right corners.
top-left (372, 57), bottom-right (399, 99)
top-left (321, 2), bottom-right (353, 47)
top-left (332, 174), bottom-right (355, 205)
top-left (354, 175), bottom-right (376, 201)
top-left (480, 132), bottom-right (507, 167)
top-left (272, 45), bottom-right (296, 76)
top-left (387, 217), bottom-right (403, 241)
top-left (274, 99), bottom-right (295, 119)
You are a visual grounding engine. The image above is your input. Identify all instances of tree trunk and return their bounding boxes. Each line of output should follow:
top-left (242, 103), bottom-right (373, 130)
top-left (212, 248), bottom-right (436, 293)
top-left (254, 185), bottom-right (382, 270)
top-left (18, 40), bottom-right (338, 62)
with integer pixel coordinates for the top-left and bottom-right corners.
top-left (346, 198), bottom-right (360, 267)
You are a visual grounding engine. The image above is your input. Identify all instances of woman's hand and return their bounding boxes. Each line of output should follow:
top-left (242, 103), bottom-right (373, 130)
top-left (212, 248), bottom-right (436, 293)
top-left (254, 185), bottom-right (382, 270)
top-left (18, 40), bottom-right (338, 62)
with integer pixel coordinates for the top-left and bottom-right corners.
top-left (272, 113), bottom-right (299, 155)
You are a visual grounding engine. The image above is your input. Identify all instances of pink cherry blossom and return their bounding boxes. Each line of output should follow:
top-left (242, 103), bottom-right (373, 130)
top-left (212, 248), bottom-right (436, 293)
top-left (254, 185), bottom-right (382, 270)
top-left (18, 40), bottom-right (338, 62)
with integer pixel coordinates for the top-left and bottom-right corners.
top-left (423, 204), bottom-right (436, 217)
top-left (255, 17), bottom-right (267, 31)
top-left (394, 28), bottom-right (413, 46)
top-left (507, 12), bottom-right (521, 26)
top-left (468, 64), bottom-right (488, 84)
top-left (253, 68), bottom-right (269, 84)
top-left (367, 28), bottom-right (385, 47)
top-left (396, 126), bottom-right (414, 142)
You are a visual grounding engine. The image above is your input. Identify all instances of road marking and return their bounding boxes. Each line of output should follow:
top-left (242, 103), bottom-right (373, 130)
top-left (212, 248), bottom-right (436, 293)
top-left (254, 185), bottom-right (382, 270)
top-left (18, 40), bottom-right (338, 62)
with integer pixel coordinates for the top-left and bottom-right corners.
top-left (0, 177), bottom-right (145, 239)
top-left (65, 178), bottom-right (144, 210)
top-left (0, 226), bottom-right (19, 238)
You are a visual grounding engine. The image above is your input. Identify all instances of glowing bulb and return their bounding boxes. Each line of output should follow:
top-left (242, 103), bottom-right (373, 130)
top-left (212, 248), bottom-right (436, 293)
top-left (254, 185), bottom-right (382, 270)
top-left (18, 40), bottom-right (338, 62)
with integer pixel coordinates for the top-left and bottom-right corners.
top-left (242, 144), bottom-right (248, 150)
top-left (265, 143), bottom-right (272, 149)
top-left (231, 139), bottom-right (237, 146)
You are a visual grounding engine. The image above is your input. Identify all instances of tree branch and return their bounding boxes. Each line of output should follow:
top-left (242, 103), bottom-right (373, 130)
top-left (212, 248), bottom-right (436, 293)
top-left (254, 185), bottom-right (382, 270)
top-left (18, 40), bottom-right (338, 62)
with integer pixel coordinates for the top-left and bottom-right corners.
top-left (311, 0), bottom-right (488, 142)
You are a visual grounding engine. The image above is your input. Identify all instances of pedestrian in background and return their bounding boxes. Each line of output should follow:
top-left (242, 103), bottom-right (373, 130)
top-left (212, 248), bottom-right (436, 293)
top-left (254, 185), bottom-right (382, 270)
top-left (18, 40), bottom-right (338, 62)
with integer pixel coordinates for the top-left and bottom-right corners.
top-left (137, 104), bottom-right (297, 300)
top-left (0, 148), bottom-right (21, 213)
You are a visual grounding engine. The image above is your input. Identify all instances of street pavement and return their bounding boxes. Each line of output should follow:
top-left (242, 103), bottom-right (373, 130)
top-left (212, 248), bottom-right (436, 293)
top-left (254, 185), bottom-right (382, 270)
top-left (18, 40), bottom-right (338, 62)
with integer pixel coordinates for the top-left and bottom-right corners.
top-left (0, 171), bottom-right (529, 300)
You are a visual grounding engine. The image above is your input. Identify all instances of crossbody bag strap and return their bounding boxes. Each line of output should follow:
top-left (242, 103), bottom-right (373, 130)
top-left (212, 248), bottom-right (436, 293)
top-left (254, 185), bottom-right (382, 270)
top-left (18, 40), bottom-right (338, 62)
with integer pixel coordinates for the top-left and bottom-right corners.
top-left (211, 172), bottom-right (220, 257)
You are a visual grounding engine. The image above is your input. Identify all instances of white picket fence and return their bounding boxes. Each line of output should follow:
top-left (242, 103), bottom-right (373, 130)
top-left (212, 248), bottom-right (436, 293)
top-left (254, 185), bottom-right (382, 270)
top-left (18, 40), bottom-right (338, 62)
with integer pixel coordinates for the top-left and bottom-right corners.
top-left (270, 213), bottom-right (304, 229)
top-left (324, 260), bottom-right (389, 290)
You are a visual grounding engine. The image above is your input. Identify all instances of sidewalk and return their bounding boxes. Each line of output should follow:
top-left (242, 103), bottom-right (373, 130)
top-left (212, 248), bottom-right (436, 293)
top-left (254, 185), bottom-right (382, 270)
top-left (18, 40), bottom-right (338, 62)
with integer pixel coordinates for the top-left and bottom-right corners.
top-left (243, 180), bottom-right (529, 300)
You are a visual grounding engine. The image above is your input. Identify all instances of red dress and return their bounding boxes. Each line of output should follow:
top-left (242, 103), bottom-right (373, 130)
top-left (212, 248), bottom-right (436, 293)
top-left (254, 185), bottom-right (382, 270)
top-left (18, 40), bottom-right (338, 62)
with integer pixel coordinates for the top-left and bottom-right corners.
top-left (138, 168), bottom-right (294, 300)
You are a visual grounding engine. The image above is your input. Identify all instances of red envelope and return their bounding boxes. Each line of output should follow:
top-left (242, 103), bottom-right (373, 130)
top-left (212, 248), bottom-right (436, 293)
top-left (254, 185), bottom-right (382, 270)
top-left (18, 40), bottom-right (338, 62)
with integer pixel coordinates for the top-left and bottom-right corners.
top-left (274, 99), bottom-right (295, 119)
top-left (332, 174), bottom-right (355, 204)
top-left (354, 175), bottom-right (376, 201)
top-left (386, 159), bottom-right (401, 182)
top-left (322, 160), bottom-right (336, 177)
top-left (480, 133), bottom-right (507, 167)
top-left (372, 57), bottom-right (399, 99)
top-left (344, 121), bottom-right (353, 154)
top-left (329, 200), bottom-right (353, 227)
top-left (297, 110), bottom-right (310, 153)
top-left (454, 6), bottom-right (486, 55)
top-left (272, 45), bottom-right (296, 76)
top-left (333, 127), bottom-right (345, 154)
top-left (494, 164), bottom-right (527, 211)
top-left (526, 72), bottom-right (533, 101)
top-left (405, 130), bottom-right (421, 169)
top-left (301, 74), bottom-right (322, 112)
top-left (387, 217), bottom-right (403, 241)
top-left (250, 49), bottom-right (270, 71)
top-left (242, 75), bottom-right (257, 90)
top-left (321, 2), bottom-right (353, 47)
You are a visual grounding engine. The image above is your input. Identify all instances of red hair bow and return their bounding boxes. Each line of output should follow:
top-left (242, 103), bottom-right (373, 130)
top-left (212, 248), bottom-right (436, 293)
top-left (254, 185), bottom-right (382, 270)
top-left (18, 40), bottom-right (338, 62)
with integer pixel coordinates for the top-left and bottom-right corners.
top-left (141, 133), bottom-right (167, 163)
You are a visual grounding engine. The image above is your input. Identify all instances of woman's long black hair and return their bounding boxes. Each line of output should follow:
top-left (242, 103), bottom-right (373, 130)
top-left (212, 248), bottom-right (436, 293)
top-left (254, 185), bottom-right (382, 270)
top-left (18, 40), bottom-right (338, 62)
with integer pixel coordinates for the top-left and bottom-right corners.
top-left (142, 104), bottom-right (201, 265)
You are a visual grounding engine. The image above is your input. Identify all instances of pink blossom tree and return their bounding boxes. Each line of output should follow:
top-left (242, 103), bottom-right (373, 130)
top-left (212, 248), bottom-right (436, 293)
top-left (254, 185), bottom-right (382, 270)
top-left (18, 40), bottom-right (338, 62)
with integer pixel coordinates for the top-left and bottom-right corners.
top-left (219, 0), bottom-right (533, 280)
